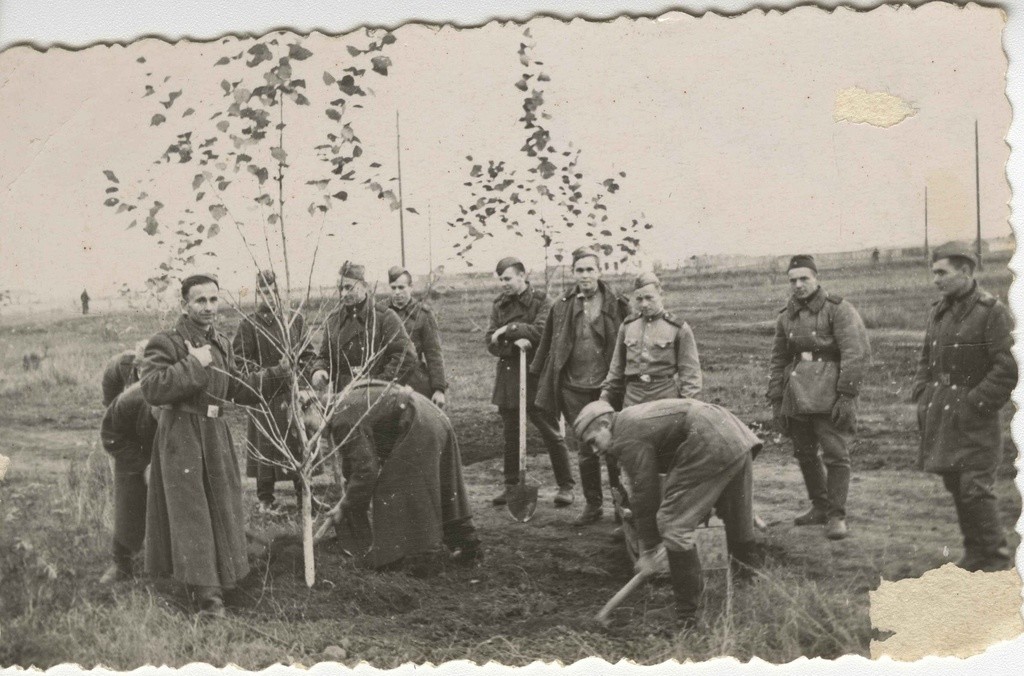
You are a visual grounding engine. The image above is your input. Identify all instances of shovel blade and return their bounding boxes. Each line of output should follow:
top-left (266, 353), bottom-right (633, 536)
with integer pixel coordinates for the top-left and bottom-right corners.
top-left (506, 484), bottom-right (539, 522)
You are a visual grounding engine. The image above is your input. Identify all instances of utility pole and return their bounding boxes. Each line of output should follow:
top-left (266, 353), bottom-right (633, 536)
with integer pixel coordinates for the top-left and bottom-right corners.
top-left (974, 119), bottom-right (983, 271)
top-left (396, 111), bottom-right (406, 267)
top-left (427, 202), bottom-right (433, 282)
top-left (924, 185), bottom-right (929, 264)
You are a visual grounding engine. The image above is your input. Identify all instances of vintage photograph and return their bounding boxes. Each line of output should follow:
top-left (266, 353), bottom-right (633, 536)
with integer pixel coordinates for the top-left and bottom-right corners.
top-left (0, 2), bottom-right (1020, 668)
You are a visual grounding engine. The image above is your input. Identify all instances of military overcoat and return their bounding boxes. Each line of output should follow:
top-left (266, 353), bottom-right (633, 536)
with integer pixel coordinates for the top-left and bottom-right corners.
top-left (485, 283), bottom-right (551, 408)
top-left (311, 301), bottom-right (417, 391)
top-left (388, 299), bottom-right (448, 397)
top-left (102, 350), bottom-right (139, 407)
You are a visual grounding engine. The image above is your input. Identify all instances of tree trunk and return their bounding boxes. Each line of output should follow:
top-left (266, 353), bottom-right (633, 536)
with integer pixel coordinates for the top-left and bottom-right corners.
top-left (301, 474), bottom-right (315, 587)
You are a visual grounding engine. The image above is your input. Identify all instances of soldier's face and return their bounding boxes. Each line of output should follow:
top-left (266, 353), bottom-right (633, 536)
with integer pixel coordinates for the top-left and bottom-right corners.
top-left (573, 256), bottom-right (601, 295)
top-left (633, 283), bottom-right (664, 318)
top-left (182, 282), bottom-right (220, 328)
top-left (339, 277), bottom-right (367, 306)
top-left (931, 259), bottom-right (973, 298)
top-left (389, 274), bottom-right (413, 307)
top-left (256, 282), bottom-right (277, 306)
top-left (582, 420), bottom-right (612, 456)
top-left (788, 268), bottom-right (819, 300)
top-left (499, 268), bottom-right (527, 295)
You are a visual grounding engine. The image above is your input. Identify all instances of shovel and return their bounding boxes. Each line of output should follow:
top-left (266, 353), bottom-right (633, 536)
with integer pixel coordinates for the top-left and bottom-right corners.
top-left (507, 344), bottom-right (539, 522)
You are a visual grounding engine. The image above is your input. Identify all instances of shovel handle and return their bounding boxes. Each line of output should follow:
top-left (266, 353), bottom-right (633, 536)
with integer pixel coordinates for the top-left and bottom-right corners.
top-left (518, 344), bottom-right (527, 479)
top-left (596, 571), bottom-right (651, 626)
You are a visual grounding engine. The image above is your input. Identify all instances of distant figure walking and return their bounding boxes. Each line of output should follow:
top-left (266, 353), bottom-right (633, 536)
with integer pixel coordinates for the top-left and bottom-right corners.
top-left (81, 289), bottom-right (90, 315)
top-left (871, 248), bottom-right (880, 267)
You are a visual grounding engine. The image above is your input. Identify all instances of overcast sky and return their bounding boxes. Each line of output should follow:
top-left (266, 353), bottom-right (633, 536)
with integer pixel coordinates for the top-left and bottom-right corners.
top-left (0, 3), bottom-right (1009, 300)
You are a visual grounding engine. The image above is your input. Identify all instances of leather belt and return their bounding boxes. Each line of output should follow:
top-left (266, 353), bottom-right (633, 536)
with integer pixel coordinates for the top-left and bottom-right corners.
top-left (795, 351), bottom-right (838, 363)
top-left (937, 372), bottom-right (973, 387)
top-left (626, 373), bottom-right (673, 384)
top-left (160, 402), bottom-right (230, 418)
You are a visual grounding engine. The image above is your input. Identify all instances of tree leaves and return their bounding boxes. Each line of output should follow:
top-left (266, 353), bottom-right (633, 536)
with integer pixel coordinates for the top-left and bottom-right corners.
top-left (332, 191), bottom-right (348, 201)
top-left (151, 114), bottom-right (166, 126)
top-left (371, 56), bottom-right (392, 76)
top-left (209, 204), bottom-right (228, 221)
top-left (270, 146), bottom-right (288, 164)
top-left (160, 90), bottom-right (182, 109)
top-left (288, 43), bottom-right (313, 61)
top-left (246, 43), bottom-right (273, 68)
top-left (103, 170), bottom-right (119, 183)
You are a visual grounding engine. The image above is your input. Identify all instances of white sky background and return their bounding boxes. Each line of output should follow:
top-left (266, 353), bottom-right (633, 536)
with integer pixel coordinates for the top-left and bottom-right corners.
top-left (0, 2), bottom-right (1023, 675)
top-left (0, 1), bottom-right (1012, 302)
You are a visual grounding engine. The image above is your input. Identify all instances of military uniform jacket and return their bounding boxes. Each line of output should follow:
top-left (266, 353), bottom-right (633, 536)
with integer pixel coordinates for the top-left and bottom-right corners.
top-left (100, 382), bottom-right (157, 472)
top-left (602, 310), bottom-right (702, 401)
top-left (485, 283), bottom-right (551, 408)
top-left (530, 280), bottom-right (631, 415)
top-left (609, 399), bottom-right (762, 550)
top-left (389, 299), bottom-right (448, 396)
top-left (312, 300), bottom-right (417, 391)
top-left (912, 283), bottom-right (1016, 473)
top-left (767, 288), bottom-right (870, 415)
top-left (102, 350), bottom-right (139, 407)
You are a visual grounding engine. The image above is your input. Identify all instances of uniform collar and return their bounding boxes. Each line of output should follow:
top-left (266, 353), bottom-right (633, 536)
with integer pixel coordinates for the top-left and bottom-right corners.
top-left (343, 298), bottom-right (368, 319)
top-left (936, 281), bottom-right (978, 316)
top-left (177, 314), bottom-right (216, 343)
top-left (501, 282), bottom-right (533, 305)
top-left (788, 287), bottom-right (826, 318)
top-left (390, 298), bottom-right (418, 316)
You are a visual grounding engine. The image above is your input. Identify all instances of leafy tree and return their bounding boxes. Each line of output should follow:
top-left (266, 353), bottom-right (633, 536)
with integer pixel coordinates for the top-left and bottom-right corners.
top-left (448, 28), bottom-right (652, 288)
top-left (100, 29), bottom-right (400, 587)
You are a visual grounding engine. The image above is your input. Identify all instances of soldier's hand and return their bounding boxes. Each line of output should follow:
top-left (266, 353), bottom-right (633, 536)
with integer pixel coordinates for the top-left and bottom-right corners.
top-left (184, 340), bottom-right (213, 367)
top-left (489, 325), bottom-right (508, 345)
top-left (770, 399), bottom-right (788, 434)
top-left (513, 338), bottom-right (532, 351)
top-left (431, 390), bottom-right (447, 409)
top-left (311, 370), bottom-right (330, 389)
top-left (635, 545), bottom-right (667, 576)
top-left (831, 395), bottom-right (857, 431)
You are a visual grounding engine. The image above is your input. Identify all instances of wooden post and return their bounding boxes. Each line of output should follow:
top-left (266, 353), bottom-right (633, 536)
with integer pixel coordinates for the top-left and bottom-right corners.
top-left (975, 119), bottom-right (983, 271)
top-left (924, 185), bottom-right (929, 265)
top-left (396, 111), bottom-right (406, 268)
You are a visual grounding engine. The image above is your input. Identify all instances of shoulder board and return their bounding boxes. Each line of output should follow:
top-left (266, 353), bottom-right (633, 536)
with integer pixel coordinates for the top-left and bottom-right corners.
top-left (623, 313), bottom-right (642, 324)
top-left (826, 294), bottom-right (844, 305)
top-left (978, 292), bottom-right (997, 307)
top-left (661, 312), bottom-right (682, 327)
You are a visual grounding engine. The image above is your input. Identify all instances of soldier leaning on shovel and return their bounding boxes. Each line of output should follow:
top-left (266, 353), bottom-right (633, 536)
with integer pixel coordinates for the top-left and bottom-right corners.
top-left (912, 246), bottom-right (1016, 572)
top-left (767, 254), bottom-right (870, 541)
top-left (486, 256), bottom-right (576, 508)
top-left (531, 246), bottom-right (631, 525)
top-left (574, 398), bottom-right (763, 630)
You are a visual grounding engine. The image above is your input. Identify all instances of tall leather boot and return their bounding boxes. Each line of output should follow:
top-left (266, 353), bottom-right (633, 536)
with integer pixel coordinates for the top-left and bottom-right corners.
top-left (728, 540), bottom-right (764, 582)
top-left (959, 498), bottom-right (1011, 572)
top-left (666, 548), bottom-right (703, 630)
top-left (795, 458), bottom-right (829, 525)
top-left (99, 540), bottom-right (134, 584)
top-left (578, 451), bottom-right (604, 508)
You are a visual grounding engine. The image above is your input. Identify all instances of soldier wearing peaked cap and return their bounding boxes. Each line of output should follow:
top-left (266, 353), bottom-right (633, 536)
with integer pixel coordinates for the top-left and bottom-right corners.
top-left (310, 261), bottom-right (417, 392)
top-left (486, 256), bottom-right (576, 507)
top-left (767, 255), bottom-right (870, 541)
top-left (600, 271), bottom-right (703, 408)
top-left (912, 246), bottom-right (1016, 572)
top-left (387, 265), bottom-right (448, 409)
top-left (531, 246), bottom-right (632, 523)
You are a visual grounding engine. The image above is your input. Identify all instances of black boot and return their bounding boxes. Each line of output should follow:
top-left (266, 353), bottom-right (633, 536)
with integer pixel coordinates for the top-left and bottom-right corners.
top-left (957, 497), bottom-right (1011, 572)
top-left (666, 548), bottom-right (703, 630)
top-left (825, 465), bottom-right (850, 520)
top-left (100, 540), bottom-right (135, 584)
top-left (796, 458), bottom-right (829, 525)
top-left (728, 540), bottom-right (764, 582)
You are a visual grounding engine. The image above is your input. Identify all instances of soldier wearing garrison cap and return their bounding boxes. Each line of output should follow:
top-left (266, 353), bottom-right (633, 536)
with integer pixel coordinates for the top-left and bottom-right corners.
top-left (487, 256), bottom-right (576, 507)
top-left (600, 271), bottom-right (702, 408)
top-left (386, 265), bottom-right (448, 409)
top-left (311, 261), bottom-right (417, 392)
top-left (232, 269), bottom-right (316, 515)
top-left (767, 254), bottom-right (870, 541)
top-left (912, 245), bottom-right (1016, 572)
top-left (531, 245), bottom-right (631, 523)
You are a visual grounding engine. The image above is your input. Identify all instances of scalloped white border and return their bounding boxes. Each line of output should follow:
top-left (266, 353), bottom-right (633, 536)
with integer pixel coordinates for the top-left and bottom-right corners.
top-left (0, 1), bottom-right (1021, 674)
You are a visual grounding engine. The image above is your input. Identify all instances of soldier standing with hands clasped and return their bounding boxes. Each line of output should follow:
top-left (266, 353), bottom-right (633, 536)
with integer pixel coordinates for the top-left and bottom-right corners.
top-left (767, 255), bottom-right (870, 541)
top-left (913, 247), bottom-right (1016, 572)
top-left (486, 256), bottom-right (576, 508)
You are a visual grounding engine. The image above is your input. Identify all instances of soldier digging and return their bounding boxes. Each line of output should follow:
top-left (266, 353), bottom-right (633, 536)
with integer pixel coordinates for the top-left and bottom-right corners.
top-left (486, 256), bottom-right (575, 508)
top-left (912, 246), bottom-right (1016, 572)
top-left (767, 255), bottom-right (870, 540)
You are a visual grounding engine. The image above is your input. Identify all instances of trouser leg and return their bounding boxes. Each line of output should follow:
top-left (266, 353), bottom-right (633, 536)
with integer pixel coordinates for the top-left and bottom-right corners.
top-left (560, 388), bottom-right (599, 503)
top-left (814, 415), bottom-right (852, 519)
top-left (948, 468), bottom-right (1010, 570)
top-left (256, 459), bottom-right (276, 503)
top-left (666, 548), bottom-right (703, 627)
top-left (789, 417), bottom-right (828, 511)
top-left (499, 408), bottom-right (519, 486)
top-left (714, 455), bottom-right (760, 575)
top-left (113, 460), bottom-right (149, 560)
top-left (527, 405), bottom-right (575, 488)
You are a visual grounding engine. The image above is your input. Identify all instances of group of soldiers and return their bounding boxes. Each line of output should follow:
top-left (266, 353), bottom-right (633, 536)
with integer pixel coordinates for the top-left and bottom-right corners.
top-left (97, 243), bottom-right (1016, 628)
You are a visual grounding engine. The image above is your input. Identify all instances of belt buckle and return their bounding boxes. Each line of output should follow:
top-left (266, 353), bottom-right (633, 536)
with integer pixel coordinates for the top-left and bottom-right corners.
top-left (939, 373), bottom-right (951, 386)
top-left (207, 404), bottom-right (220, 418)
top-left (639, 373), bottom-right (651, 383)
top-left (800, 351), bottom-right (813, 362)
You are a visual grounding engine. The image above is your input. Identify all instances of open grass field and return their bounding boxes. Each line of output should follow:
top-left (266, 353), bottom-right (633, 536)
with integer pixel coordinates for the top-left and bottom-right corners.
top-left (0, 258), bottom-right (1019, 667)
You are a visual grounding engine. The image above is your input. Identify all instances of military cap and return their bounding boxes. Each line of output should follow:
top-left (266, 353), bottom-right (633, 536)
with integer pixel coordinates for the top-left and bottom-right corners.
top-left (573, 399), bottom-right (615, 438)
top-left (388, 265), bottom-right (411, 284)
top-left (571, 245), bottom-right (601, 266)
top-left (495, 256), bottom-right (525, 275)
top-left (787, 254), bottom-right (817, 273)
top-left (338, 261), bottom-right (366, 282)
top-left (633, 271), bottom-right (661, 291)
top-left (931, 245), bottom-right (977, 271)
top-left (180, 273), bottom-right (219, 299)
top-left (256, 269), bottom-right (277, 287)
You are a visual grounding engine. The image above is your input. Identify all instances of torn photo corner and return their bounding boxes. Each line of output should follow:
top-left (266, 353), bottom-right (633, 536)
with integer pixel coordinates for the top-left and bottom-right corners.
top-left (0, 2), bottom-right (1020, 671)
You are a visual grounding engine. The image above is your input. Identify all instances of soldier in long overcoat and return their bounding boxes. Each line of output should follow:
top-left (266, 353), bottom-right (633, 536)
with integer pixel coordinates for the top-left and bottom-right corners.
top-left (600, 272), bottom-right (702, 409)
top-left (233, 270), bottom-right (316, 514)
top-left (532, 246), bottom-right (631, 523)
top-left (98, 382), bottom-right (157, 583)
top-left (574, 398), bottom-right (762, 629)
top-left (386, 266), bottom-right (448, 407)
top-left (767, 255), bottom-right (870, 540)
top-left (140, 273), bottom-right (287, 617)
top-left (324, 381), bottom-right (482, 575)
top-left (912, 248), bottom-right (1016, 572)
top-left (485, 257), bottom-right (575, 506)
top-left (310, 262), bottom-right (416, 393)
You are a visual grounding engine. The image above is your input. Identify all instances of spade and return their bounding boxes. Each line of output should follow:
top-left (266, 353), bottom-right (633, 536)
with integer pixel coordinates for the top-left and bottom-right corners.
top-left (507, 344), bottom-right (538, 522)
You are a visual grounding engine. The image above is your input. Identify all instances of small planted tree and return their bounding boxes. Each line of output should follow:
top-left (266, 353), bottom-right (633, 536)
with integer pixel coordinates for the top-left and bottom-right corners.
top-left (449, 28), bottom-right (653, 287)
top-left (101, 29), bottom-right (401, 586)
